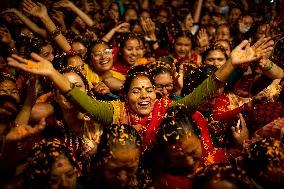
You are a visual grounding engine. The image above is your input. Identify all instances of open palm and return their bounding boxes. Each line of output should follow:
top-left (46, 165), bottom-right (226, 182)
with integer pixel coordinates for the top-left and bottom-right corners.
top-left (231, 37), bottom-right (274, 66)
top-left (22, 0), bottom-right (48, 18)
top-left (7, 53), bottom-right (55, 77)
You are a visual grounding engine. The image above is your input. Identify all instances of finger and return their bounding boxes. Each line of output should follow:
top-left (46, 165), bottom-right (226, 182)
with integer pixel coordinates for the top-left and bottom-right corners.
top-left (252, 37), bottom-right (270, 50)
top-left (235, 40), bottom-right (250, 50)
top-left (36, 118), bottom-right (46, 130)
top-left (37, 2), bottom-right (46, 8)
top-left (22, 2), bottom-right (33, 11)
top-left (11, 54), bottom-right (29, 64)
top-left (179, 64), bottom-right (184, 76)
top-left (30, 52), bottom-right (46, 62)
top-left (258, 40), bottom-right (274, 51)
top-left (231, 126), bottom-right (237, 135)
top-left (23, 0), bottom-right (33, 8)
top-left (22, 7), bottom-right (32, 14)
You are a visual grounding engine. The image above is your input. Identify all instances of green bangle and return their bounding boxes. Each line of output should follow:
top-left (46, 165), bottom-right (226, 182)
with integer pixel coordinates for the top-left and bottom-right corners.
top-left (262, 61), bottom-right (274, 71)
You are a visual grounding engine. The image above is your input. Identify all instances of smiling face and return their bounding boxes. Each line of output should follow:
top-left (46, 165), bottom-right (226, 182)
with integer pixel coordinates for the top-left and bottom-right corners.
top-left (91, 43), bottom-right (113, 74)
top-left (102, 146), bottom-right (140, 188)
top-left (127, 76), bottom-right (156, 116)
top-left (122, 39), bottom-right (140, 66)
top-left (165, 132), bottom-right (202, 175)
top-left (184, 14), bottom-right (194, 29)
top-left (174, 37), bottom-right (192, 58)
top-left (50, 155), bottom-right (77, 189)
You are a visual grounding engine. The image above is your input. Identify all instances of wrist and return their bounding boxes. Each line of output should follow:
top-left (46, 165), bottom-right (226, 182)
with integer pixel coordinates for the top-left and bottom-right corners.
top-left (260, 59), bottom-right (274, 71)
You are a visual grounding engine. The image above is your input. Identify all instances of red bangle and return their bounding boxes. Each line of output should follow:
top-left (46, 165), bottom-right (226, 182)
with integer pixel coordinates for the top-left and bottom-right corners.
top-left (68, 48), bottom-right (77, 56)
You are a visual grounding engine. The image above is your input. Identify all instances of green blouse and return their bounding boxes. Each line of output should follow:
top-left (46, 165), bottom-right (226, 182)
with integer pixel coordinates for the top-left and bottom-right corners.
top-left (65, 75), bottom-right (221, 126)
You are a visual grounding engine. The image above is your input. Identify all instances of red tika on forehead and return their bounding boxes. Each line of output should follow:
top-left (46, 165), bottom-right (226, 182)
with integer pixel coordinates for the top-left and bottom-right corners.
top-left (57, 162), bottom-right (64, 168)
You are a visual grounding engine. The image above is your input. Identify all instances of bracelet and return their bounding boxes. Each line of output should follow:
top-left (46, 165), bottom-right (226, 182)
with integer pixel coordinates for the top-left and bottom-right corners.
top-left (67, 48), bottom-right (77, 56)
top-left (49, 28), bottom-right (61, 39)
top-left (261, 61), bottom-right (274, 71)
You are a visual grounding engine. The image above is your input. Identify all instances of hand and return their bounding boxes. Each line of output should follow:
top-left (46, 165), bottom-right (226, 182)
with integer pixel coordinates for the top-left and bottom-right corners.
top-left (196, 28), bottom-right (209, 49)
top-left (230, 37), bottom-right (274, 67)
top-left (141, 18), bottom-right (156, 38)
top-left (53, 0), bottom-right (74, 9)
top-left (85, 29), bottom-right (98, 41)
top-left (93, 82), bottom-right (111, 95)
top-left (1, 8), bottom-right (18, 14)
top-left (172, 62), bottom-right (184, 94)
top-left (51, 10), bottom-right (65, 25)
top-left (25, 76), bottom-right (37, 100)
top-left (22, 0), bottom-right (48, 19)
top-left (231, 113), bottom-right (249, 147)
top-left (7, 53), bottom-right (56, 77)
top-left (6, 118), bottom-right (46, 141)
top-left (83, 0), bottom-right (94, 13)
top-left (114, 22), bottom-right (130, 33)
top-left (254, 79), bottom-right (282, 102)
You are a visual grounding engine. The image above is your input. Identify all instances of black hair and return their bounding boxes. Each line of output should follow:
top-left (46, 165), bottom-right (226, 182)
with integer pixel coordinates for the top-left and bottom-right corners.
top-left (123, 64), bottom-right (153, 96)
top-left (118, 32), bottom-right (141, 49)
top-left (87, 39), bottom-right (110, 65)
top-left (90, 124), bottom-right (141, 186)
top-left (147, 61), bottom-right (172, 80)
top-left (122, 4), bottom-right (139, 21)
top-left (28, 37), bottom-right (50, 54)
top-left (26, 139), bottom-right (80, 189)
top-left (171, 30), bottom-right (193, 53)
top-left (240, 137), bottom-right (284, 176)
top-left (202, 42), bottom-right (228, 63)
top-left (156, 104), bottom-right (199, 147)
top-left (193, 163), bottom-right (250, 189)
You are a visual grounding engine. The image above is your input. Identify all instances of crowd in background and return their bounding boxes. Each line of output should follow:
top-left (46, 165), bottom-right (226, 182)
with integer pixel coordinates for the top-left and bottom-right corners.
top-left (0, 0), bottom-right (283, 188)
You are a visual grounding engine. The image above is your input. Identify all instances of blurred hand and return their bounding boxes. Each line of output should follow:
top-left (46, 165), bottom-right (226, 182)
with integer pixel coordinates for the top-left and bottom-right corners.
top-left (22, 0), bottom-right (48, 19)
top-left (231, 113), bottom-right (249, 147)
top-left (7, 53), bottom-right (56, 77)
top-left (6, 118), bottom-right (46, 141)
top-left (231, 37), bottom-right (274, 66)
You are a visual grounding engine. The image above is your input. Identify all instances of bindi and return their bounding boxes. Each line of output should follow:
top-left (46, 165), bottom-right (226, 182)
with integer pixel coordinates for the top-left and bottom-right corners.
top-left (57, 162), bottom-right (64, 168)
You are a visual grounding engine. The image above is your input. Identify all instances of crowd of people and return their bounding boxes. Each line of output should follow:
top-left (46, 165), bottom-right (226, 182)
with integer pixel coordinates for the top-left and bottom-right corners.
top-left (0, 0), bottom-right (283, 188)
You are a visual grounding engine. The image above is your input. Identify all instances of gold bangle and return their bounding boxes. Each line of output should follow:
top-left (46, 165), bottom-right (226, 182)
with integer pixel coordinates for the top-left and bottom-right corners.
top-left (49, 28), bottom-right (61, 39)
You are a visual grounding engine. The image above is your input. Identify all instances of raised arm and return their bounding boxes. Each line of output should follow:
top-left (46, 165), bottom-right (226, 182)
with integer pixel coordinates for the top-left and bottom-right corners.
top-left (7, 53), bottom-right (114, 125)
top-left (2, 8), bottom-right (48, 38)
top-left (14, 77), bottom-right (37, 125)
top-left (102, 22), bottom-right (130, 42)
top-left (22, 0), bottom-right (72, 53)
top-left (259, 57), bottom-right (284, 79)
top-left (193, 0), bottom-right (203, 23)
top-left (172, 37), bottom-right (274, 109)
top-left (53, 0), bottom-right (94, 27)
